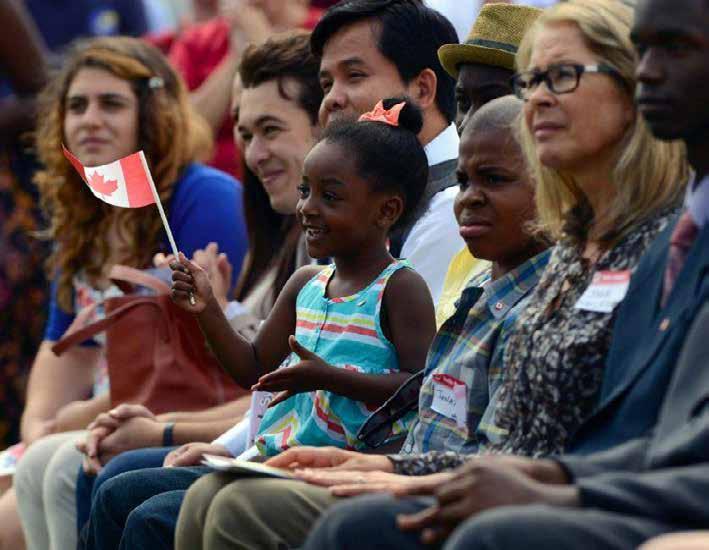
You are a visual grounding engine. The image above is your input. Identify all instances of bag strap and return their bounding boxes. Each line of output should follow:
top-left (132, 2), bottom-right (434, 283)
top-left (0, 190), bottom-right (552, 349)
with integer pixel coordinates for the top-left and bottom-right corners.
top-left (51, 298), bottom-right (163, 356)
top-left (109, 265), bottom-right (171, 295)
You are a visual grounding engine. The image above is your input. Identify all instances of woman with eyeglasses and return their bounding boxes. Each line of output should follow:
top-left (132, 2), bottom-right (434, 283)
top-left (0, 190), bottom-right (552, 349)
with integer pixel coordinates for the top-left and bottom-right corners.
top-left (490, 0), bottom-right (688, 458)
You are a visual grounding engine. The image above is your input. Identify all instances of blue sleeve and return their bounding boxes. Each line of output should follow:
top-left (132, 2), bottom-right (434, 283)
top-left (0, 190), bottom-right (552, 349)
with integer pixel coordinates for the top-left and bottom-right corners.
top-left (116, 0), bottom-right (149, 36)
top-left (43, 279), bottom-right (98, 346)
top-left (167, 165), bottom-right (248, 290)
top-left (43, 279), bottom-right (75, 342)
top-left (44, 165), bottom-right (247, 341)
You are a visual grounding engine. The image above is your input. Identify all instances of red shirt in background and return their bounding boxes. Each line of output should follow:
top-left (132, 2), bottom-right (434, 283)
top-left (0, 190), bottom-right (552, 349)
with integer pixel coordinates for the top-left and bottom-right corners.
top-left (147, 7), bottom-right (323, 179)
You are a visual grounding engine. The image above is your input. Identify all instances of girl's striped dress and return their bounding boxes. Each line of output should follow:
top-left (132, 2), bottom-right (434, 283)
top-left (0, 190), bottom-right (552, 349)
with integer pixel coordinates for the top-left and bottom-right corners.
top-left (256, 260), bottom-right (412, 455)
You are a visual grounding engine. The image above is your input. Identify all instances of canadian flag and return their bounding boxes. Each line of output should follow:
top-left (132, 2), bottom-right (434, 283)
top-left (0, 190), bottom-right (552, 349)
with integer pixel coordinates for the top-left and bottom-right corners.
top-left (62, 146), bottom-right (157, 208)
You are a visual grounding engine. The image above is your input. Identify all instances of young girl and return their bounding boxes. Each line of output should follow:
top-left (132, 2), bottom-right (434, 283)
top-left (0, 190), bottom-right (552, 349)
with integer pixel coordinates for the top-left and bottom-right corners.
top-left (172, 98), bottom-right (437, 454)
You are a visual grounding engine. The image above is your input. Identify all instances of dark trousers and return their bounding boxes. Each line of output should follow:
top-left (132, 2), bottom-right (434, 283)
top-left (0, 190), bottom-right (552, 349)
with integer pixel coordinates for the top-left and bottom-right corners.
top-left (76, 447), bottom-right (174, 534)
top-left (304, 494), bottom-right (680, 550)
top-left (82, 463), bottom-right (207, 550)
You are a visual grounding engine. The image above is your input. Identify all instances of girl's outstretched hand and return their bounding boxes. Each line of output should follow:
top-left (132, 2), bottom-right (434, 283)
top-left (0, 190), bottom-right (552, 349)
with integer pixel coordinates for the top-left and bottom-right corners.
top-left (253, 336), bottom-right (331, 406)
top-left (170, 252), bottom-right (214, 314)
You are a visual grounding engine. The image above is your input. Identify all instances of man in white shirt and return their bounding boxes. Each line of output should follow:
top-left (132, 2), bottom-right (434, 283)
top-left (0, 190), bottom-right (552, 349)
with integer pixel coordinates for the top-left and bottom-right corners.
top-left (312, 0), bottom-right (465, 304)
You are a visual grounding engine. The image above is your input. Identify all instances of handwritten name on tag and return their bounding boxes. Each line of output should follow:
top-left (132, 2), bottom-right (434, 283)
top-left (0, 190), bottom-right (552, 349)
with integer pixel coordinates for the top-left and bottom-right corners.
top-left (574, 270), bottom-right (631, 313)
top-left (431, 374), bottom-right (468, 429)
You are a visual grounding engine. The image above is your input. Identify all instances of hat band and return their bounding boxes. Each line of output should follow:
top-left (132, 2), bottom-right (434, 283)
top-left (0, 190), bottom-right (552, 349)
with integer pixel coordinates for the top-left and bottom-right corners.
top-left (465, 38), bottom-right (518, 54)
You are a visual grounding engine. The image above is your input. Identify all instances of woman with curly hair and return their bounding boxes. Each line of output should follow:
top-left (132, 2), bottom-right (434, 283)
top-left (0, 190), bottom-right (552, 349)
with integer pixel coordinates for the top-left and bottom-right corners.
top-left (12, 36), bottom-right (247, 550)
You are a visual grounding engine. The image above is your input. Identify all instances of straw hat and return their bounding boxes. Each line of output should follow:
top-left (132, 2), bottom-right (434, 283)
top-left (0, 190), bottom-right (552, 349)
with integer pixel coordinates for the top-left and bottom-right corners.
top-left (438, 4), bottom-right (543, 78)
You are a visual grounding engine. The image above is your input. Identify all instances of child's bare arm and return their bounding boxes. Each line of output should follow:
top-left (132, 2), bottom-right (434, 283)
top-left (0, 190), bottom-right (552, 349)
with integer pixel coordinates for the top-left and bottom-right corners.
top-left (255, 268), bottom-right (437, 407)
top-left (380, 268), bottom-right (436, 374)
top-left (171, 256), bottom-right (322, 388)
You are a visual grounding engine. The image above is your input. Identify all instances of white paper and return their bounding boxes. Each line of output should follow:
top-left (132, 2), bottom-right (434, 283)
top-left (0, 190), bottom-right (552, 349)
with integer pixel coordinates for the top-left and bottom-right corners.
top-left (201, 454), bottom-right (296, 479)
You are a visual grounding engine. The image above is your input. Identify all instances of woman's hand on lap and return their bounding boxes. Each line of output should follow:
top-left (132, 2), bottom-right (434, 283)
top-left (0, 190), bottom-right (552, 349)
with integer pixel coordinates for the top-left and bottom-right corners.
top-left (295, 470), bottom-right (453, 497)
top-left (265, 446), bottom-right (393, 473)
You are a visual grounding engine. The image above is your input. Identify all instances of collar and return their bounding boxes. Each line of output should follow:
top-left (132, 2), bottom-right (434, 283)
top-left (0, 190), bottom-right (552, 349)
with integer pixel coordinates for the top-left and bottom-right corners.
top-left (477, 249), bottom-right (552, 319)
top-left (424, 123), bottom-right (459, 167)
top-left (686, 173), bottom-right (709, 228)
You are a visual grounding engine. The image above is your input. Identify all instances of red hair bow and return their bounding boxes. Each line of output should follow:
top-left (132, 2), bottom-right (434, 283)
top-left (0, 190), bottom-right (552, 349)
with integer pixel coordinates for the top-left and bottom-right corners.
top-left (358, 100), bottom-right (405, 127)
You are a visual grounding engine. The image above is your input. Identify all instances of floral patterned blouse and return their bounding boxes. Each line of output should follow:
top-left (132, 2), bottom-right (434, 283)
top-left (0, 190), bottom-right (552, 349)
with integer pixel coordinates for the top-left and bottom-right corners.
top-left (489, 208), bottom-right (679, 458)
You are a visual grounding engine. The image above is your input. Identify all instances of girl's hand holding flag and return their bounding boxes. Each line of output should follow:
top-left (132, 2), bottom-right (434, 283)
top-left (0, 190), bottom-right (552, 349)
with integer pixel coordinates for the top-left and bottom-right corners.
top-left (63, 145), bottom-right (198, 306)
top-left (170, 253), bottom-right (216, 314)
top-left (158, 243), bottom-right (232, 311)
top-left (171, 256), bottom-right (334, 408)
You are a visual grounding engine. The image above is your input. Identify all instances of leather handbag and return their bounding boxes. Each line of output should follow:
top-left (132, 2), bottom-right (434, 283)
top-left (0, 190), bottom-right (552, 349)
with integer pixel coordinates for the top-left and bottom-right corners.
top-left (52, 265), bottom-right (246, 415)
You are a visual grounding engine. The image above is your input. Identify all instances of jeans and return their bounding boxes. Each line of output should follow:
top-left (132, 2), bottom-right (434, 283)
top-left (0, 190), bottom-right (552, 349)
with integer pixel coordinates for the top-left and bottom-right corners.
top-left (81, 460), bottom-right (207, 549)
top-left (304, 495), bottom-right (676, 550)
top-left (76, 447), bottom-right (174, 534)
top-left (303, 494), bottom-right (432, 550)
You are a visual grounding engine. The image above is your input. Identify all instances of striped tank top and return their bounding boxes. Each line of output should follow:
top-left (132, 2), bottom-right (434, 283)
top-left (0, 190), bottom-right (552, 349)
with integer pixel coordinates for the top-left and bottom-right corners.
top-left (256, 260), bottom-right (412, 455)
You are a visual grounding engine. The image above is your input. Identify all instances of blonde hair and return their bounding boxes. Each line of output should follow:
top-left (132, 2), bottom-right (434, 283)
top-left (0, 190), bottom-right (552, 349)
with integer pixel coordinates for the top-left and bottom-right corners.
top-left (35, 36), bottom-right (212, 310)
top-left (516, 0), bottom-right (687, 243)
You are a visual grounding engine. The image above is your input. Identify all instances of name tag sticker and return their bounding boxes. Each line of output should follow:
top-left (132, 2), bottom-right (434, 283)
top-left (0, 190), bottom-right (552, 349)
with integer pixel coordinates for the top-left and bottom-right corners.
top-left (431, 374), bottom-right (468, 428)
top-left (574, 270), bottom-right (631, 313)
top-left (248, 390), bottom-right (274, 447)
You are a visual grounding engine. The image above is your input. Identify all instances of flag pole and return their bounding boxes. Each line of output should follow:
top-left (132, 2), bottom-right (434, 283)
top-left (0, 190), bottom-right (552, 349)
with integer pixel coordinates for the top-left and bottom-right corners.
top-left (139, 152), bottom-right (178, 256)
top-left (139, 152), bottom-right (196, 305)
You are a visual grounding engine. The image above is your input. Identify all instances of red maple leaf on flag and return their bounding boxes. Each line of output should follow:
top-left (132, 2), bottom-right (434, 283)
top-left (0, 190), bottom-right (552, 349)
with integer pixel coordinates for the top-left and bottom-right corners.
top-left (88, 172), bottom-right (119, 196)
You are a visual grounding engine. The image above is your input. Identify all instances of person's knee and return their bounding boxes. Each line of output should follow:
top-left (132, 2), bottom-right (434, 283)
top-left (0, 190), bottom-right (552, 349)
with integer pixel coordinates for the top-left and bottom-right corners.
top-left (305, 499), bottom-right (364, 549)
top-left (305, 494), bottom-right (429, 550)
top-left (202, 478), bottom-right (277, 533)
top-left (42, 440), bottom-right (82, 504)
top-left (92, 473), bottom-right (133, 521)
top-left (124, 491), bottom-right (183, 549)
top-left (13, 455), bottom-right (36, 501)
top-left (203, 488), bottom-right (243, 536)
top-left (444, 505), bottom-right (556, 550)
top-left (640, 532), bottom-right (709, 550)
top-left (176, 475), bottom-right (222, 550)
top-left (198, 478), bottom-right (335, 550)
top-left (14, 437), bottom-right (55, 498)
top-left (179, 472), bottom-right (227, 527)
top-left (92, 449), bottom-right (160, 502)
top-left (124, 500), bottom-right (164, 533)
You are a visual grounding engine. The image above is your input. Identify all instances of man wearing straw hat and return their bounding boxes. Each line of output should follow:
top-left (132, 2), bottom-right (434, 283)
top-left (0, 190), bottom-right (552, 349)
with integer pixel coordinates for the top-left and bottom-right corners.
top-left (434, 3), bottom-right (543, 326)
top-left (438, 3), bottom-right (543, 133)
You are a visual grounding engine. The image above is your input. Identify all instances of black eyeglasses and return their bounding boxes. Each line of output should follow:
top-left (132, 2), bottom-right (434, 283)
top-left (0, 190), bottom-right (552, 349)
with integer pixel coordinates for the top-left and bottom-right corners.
top-left (356, 371), bottom-right (423, 448)
top-left (511, 63), bottom-right (624, 101)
